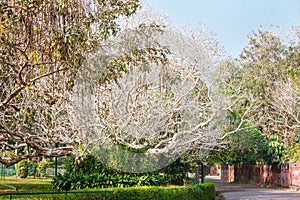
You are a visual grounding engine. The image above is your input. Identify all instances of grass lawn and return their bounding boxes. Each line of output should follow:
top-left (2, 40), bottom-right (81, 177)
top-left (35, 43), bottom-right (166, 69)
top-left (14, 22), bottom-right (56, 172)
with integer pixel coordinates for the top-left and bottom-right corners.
top-left (0, 177), bottom-right (53, 193)
top-left (0, 177), bottom-right (215, 200)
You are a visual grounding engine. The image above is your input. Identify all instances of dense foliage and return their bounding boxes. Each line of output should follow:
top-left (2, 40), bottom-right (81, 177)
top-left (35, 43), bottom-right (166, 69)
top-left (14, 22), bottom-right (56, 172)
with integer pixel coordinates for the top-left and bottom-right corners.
top-left (207, 126), bottom-right (268, 165)
top-left (37, 159), bottom-right (49, 177)
top-left (16, 159), bottom-right (32, 178)
top-left (208, 28), bottom-right (300, 165)
top-left (52, 154), bottom-right (193, 190)
top-left (52, 172), bottom-right (167, 190)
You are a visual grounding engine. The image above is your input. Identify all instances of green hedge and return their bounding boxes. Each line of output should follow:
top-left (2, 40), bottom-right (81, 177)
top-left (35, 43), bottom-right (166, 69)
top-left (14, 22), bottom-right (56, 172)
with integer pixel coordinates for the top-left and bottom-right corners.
top-left (97, 187), bottom-right (202, 200)
top-left (195, 181), bottom-right (216, 200)
top-left (0, 183), bottom-right (216, 200)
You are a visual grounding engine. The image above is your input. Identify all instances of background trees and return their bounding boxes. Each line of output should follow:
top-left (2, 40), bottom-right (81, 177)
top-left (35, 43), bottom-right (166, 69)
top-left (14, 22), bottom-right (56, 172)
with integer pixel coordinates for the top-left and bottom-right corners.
top-left (209, 27), bottom-right (300, 165)
top-left (240, 29), bottom-right (300, 156)
top-left (240, 30), bottom-right (299, 146)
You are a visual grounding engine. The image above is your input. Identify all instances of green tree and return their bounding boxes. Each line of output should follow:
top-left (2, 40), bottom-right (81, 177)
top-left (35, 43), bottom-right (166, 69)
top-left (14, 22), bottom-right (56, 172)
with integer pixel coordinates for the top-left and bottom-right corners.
top-left (239, 29), bottom-right (299, 146)
top-left (209, 28), bottom-right (300, 166)
top-left (240, 30), bottom-right (287, 97)
top-left (16, 159), bottom-right (32, 178)
top-left (37, 159), bottom-right (49, 177)
top-left (207, 125), bottom-right (268, 165)
top-left (229, 28), bottom-right (300, 164)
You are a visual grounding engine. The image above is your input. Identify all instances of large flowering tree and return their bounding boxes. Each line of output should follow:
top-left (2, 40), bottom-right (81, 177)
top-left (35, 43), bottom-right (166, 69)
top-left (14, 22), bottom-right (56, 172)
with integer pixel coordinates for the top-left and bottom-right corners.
top-left (1, 1), bottom-right (251, 170)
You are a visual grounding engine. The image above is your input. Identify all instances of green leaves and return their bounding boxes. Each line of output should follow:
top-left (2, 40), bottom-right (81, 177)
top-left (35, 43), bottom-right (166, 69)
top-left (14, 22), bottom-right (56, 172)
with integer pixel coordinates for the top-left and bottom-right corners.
top-left (16, 159), bottom-right (33, 178)
top-left (266, 134), bottom-right (287, 164)
top-left (52, 172), bottom-right (167, 191)
top-left (220, 28), bottom-right (300, 166)
top-left (52, 154), bottom-right (170, 191)
top-left (37, 159), bottom-right (49, 177)
top-left (208, 125), bottom-right (268, 165)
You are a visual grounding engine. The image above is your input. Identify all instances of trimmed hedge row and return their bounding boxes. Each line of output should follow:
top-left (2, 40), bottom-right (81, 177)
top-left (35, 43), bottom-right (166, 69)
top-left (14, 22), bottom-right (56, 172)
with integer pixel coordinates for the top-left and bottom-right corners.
top-left (66, 186), bottom-right (210, 200)
top-left (1, 182), bottom-right (216, 200)
top-left (196, 181), bottom-right (216, 200)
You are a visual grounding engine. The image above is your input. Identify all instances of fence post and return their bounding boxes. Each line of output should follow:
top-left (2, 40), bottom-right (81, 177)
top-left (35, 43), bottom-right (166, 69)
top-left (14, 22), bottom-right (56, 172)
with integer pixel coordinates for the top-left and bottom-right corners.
top-left (196, 165), bottom-right (200, 184)
top-left (64, 190), bottom-right (67, 200)
top-left (200, 162), bottom-right (204, 184)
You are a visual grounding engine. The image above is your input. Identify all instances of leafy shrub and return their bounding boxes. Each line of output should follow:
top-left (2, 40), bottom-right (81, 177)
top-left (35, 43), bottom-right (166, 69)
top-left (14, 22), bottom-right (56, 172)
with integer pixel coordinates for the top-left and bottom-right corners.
top-left (16, 160), bottom-right (32, 178)
top-left (52, 172), bottom-right (167, 191)
top-left (65, 154), bottom-right (104, 175)
top-left (289, 144), bottom-right (300, 162)
top-left (163, 173), bottom-right (185, 185)
top-left (53, 154), bottom-right (169, 191)
top-left (160, 156), bottom-right (193, 185)
top-left (37, 160), bottom-right (49, 177)
top-left (266, 134), bottom-right (287, 164)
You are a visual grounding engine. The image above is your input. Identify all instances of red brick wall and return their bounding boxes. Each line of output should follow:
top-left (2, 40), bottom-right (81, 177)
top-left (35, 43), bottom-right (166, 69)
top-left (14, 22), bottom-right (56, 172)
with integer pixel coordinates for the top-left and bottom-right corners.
top-left (220, 162), bottom-right (300, 188)
top-left (209, 166), bottom-right (219, 176)
top-left (290, 162), bottom-right (300, 187)
top-left (260, 164), bottom-right (280, 186)
top-left (281, 164), bottom-right (290, 187)
top-left (221, 165), bottom-right (234, 183)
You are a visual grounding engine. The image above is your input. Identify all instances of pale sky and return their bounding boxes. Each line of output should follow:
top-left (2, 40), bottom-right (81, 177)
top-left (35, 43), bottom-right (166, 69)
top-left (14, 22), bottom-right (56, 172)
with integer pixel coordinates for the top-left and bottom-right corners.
top-left (144, 0), bottom-right (300, 57)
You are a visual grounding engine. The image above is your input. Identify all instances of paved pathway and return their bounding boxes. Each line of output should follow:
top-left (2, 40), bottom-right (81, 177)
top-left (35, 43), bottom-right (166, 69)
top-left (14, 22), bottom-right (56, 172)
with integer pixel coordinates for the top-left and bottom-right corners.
top-left (205, 176), bottom-right (300, 200)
